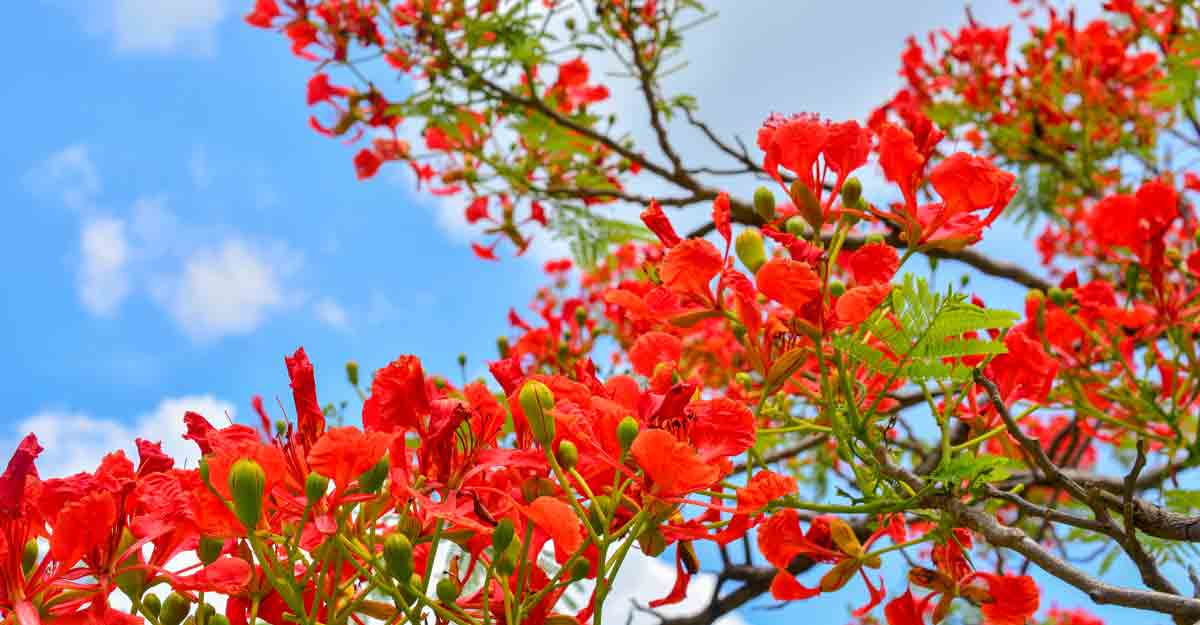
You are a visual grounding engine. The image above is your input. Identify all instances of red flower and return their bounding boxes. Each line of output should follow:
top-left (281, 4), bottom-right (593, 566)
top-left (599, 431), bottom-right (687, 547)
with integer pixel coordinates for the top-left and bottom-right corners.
top-left (307, 427), bottom-right (394, 489)
top-left (244, 0), bottom-right (281, 28)
top-left (524, 497), bottom-right (584, 558)
top-left (631, 428), bottom-right (720, 497)
top-left (836, 283), bottom-right (892, 325)
top-left (974, 573), bottom-right (1040, 625)
top-left (756, 258), bottom-right (821, 312)
top-left (628, 332), bottom-right (683, 377)
top-left (735, 470), bottom-right (798, 515)
top-left (353, 148), bottom-right (383, 180)
top-left (640, 200), bottom-right (681, 247)
top-left (884, 589), bottom-right (927, 625)
top-left (363, 355), bottom-right (431, 433)
top-left (660, 239), bottom-right (723, 303)
top-left (984, 329), bottom-right (1058, 403)
top-left (842, 241), bottom-right (900, 286)
top-left (286, 347), bottom-right (326, 451)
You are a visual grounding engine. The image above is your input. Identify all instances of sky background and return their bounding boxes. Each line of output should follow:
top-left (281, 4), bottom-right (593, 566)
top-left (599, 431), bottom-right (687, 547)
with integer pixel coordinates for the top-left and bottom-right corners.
top-left (0, 1), bottom-right (1165, 624)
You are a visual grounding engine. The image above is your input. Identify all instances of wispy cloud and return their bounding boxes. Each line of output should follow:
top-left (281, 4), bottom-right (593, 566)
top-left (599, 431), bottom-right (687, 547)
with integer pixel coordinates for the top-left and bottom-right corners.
top-left (78, 216), bottom-right (131, 316)
top-left (314, 296), bottom-right (351, 331)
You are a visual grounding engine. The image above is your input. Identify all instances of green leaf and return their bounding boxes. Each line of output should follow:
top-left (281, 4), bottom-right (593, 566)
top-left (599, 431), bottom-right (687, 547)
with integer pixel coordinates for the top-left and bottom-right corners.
top-left (930, 453), bottom-right (1021, 484)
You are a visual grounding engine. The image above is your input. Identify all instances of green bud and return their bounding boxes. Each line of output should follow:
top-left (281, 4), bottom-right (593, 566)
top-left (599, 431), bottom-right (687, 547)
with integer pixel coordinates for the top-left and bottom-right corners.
top-left (159, 593), bottom-right (191, 625)
top-left (399, 574), bottom-right (423, 604)
top-left (227, 458), bottom-right (266, 531)
top-left (305, 472), bottom-right (329, 505)
top-left (616, 416), bottom-right (639, 453)
top-left (457, 353), bottom-right (467, 368)
top-left (734, 372), bottom-right (753, 389)
top-left (829, 280), bottom-right (846, 297)
top-left (22, 539), bottom-right (37, 575)
top-left (197, 536), bottom-right (223, 566)
top-left (198, 603), bottom-right (215, 625)
top-left (753, 186), bottom-right (776, 221)
top-left (492, 518), bottom-right (515, 553)
top-left (142, 594), bottom-right (162, 618)
top-left (784, 216), bottom-right (808, 238)
top-left (789, 180), bottom-right (823, 232)
top-left (840, 177), bottom-right (863, 207)
top-left (520, 476), bottom-right (556, 503)
top-left (358, 458), bottom-right (389, 493)
top-left (274, 420), bottom-right (288, 437)
top-left (555, 440), bottom-right (579, 471)
top-left (518, 380), bottom-right (556, 446)
top-left (396, 512), bottom-right (422, 540)
top-left (864, 232), bottom-right (885, 245)
top-left (734, 228), bottom-right (767, 273)
top-left (568, 558), bottom-right (590, 581)
top-left (197, 457), bottom-right (211, 487)
top-left (494, 552), bottom-right (517, 577)
top-left (208, 615), bottom-right (230, 625)
top-left (346, 360), bottom-right (360, 387)
top-left (436, 576), bottom-right (461, 604)
top-left (1047, 287), bottom-right (1071, 306)
top-left (497, 336), bottom-right (511, 358)
top-left (587, 495), bottom-right (613, 533)
top-left (573, 306), bottom-right (588, 326)
top-left (384, 533), bottom-right (414, 582)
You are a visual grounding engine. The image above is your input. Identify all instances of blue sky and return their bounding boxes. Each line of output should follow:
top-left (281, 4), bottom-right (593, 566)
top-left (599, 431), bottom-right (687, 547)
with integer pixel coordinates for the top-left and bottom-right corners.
top-left (0, 2), bottom-right (1164, 624)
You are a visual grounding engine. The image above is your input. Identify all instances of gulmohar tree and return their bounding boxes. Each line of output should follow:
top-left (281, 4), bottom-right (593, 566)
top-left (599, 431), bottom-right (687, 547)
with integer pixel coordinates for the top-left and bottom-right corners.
top-left (3, 2), bottom-right (1200, 625)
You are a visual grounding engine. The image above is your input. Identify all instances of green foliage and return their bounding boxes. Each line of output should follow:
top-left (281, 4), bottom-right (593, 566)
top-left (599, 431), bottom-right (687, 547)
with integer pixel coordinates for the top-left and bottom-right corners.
top-left (930, 453), bottom-right (1021, 485)
top-left (551, 207), bottom-right (656, 269)
top-left (834, 273), bottom-right (1018, 383)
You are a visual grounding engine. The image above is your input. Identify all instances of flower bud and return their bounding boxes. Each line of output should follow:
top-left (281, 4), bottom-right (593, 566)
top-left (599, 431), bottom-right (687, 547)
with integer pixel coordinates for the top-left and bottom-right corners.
top-left (383, 533), bottom-right (414, 582)
top-left (345, 360), bottom-right (360, 387)
top-left (735, 228), bottom-right (766, 273)
top-left (520, 476), bottom-right (556, 503)
top-left (587, 495), bottom-right (613, 533)
top-left (22, 539), bottom-right (37, 575)
top-left (519, 380), bottom-right (556, 446)
top-left (555, 441), bottom-right (579, 471)
top-left (197, 604), bottom-right (215, 625)
top-left (494, 552), bottom-right (517, 577)
top-left (209, 615), bottom-right (230, 625)
top-left (829, 280), bottom-right (846, 297)
top-left (753, 186), bottom-right (776, 221)
top-left (497, 336), bottom-right (511, 358)
top-left (864, 232), bottom-right (885, 245)
top-left (142, 594), bottom-right (162, 618)
top-left (274, 420), bottom-right (288, 437)
top-left (399, 574), bottom-right (423, 604)
top-left (228, 458), bottom-right (266, 531)
top-left (616, 416), bottom-right (639, 453)
top-left (840, 177), bottom-right (862, 207)
top-left (436, 576), bottom-right (461, 604)
top-left (197, 536), bottom-right (223, 566)
top-left (784, 216), bottom-right (808, 238)
top-left (1047, 287), bottom-right (1071, 306)
top-left (358, 458), bottom-right (389, 493)
top-left (457, 353), bottom-right (467, 368)
top-left (198, 457), bottom-right (211, 487)
top-left (789, 181), bottom-right (823, 232)
top-left (160, 593), bottom-right (191, 625)
top-left (492, 518), bottom-right (515, 552)
top-left (305, 472), bottom-right (329, 505)
top-left (568, 558), bottom-right (590, 581)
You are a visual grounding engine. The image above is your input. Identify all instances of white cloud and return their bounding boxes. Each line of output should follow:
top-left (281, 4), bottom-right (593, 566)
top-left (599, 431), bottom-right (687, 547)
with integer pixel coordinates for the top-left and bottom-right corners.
top-left (78, 216), bottom-right (132, 316)
top-left (601, 549), bottom-right (747, 625)
top-left (314, 296), bottom-right (350, 331)
top-left (110, 0), bottom-right (228, 54)
top-left (152, 239), bottom-right (296, 341)
top-left (25, 144), bottom-right (101, 211)
top-left (12, 395), bottom-right (235, 477)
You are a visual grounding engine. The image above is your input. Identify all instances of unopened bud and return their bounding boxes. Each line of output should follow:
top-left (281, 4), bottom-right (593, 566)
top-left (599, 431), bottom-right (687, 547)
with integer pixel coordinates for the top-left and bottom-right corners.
top-left (840, 177), bottom-right (862, 207)
top-left (228, 458), bottom-right (266, 531)
top-left (753, 186), bottom-right (776, 221)
top-left (142, 594), bottom-right (162, 618)
top-left (829, 280), bottom-right (846, 297)
top-left (568, 558), bottom-right (590, 581)
top-left (160, 593), bottom-right (191, 625)
top-left (735, 228), bottom-right (767, 273)
top-left (494, 552), bottom-right (517, 577)
top-left (358, 458), bottom-right (389, 493)
top-left (305, 472), bottom-right (329, 505)
top-left (197, 536), bottom-right (223, 566)
top-left (784, 216), bottom-right (808, 238)
top-left (384, 533), bottom-right (414, 582)
top-left (497, 336), bottom-right (511, 358)
top-left (274, 420), bottom-right (287, 437)
top-left (789, 181), bottom-right (823, 232)
top-left (519, 380), bottom-right (556, 446)
top-left (346, 360), bottom-right (360, 387)
top-left (208, 615), bottom-right (229, 625)
top-left (520, 476), bottom-right (556, 503)
top-left (457, 353), bottom-right (467, 368)
top-left (1048, 287), bottom-right (1071, 306)
top-left (22, 539), bottom-right (37, 575)
top-left (556, 440), bottom-right (579, 471)
top-left (616, 416), bottom-right (639, 453)
top-left (436, 576), bottom-right (461, 604)
top-left (573, 306), bottom-right (588, 326)
top-left (492, 518), bottom-right (515, 553)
